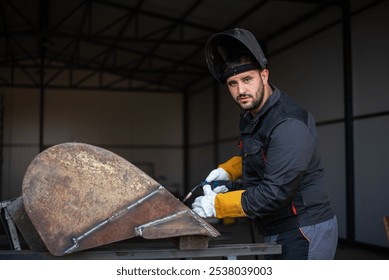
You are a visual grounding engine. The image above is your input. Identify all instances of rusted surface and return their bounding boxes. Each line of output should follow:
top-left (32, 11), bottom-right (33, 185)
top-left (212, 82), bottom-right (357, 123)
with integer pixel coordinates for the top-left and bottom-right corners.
top-left (22, 142), bottom-right (220, 256)
top-left (6, 196), bottom-right (47, 252)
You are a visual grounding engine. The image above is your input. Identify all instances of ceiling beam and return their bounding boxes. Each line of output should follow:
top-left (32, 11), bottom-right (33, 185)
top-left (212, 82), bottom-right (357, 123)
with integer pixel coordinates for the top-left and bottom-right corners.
top-left (271, 0), bottom-right (338, 4)
top-left (92, 0), bottom-right (216, 33)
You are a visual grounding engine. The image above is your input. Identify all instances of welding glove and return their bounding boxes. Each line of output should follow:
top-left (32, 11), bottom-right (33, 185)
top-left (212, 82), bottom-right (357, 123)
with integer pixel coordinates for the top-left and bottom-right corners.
top-left (192, 185), bottom-right (247, 219)
top-left (205, 168), bottom-right (229, 193)
top-left (205, 156), bottom-right (243, 193)
top-left (205, 168), bottom-right (229, 182)
top-left (191, 185), bottom-right (216, 218)
top-left (206, 156), bottom-right (242, 183)
top-left (214, 190), bottom-right (247, 218)
top-left (212, 185), bottom-right (229, 193)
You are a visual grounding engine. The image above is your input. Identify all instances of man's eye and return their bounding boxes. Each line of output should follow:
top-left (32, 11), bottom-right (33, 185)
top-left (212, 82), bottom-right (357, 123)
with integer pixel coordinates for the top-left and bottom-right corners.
top-left (243, 77), bottom-right (252, 83)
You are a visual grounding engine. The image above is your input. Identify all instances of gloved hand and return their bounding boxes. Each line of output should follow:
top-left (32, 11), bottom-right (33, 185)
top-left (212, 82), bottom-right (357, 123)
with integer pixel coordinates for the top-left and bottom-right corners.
top-left (191, 185), bottom-right (217, 218)
top-left (205, 167), bottom-right (229, 193)
top-left (206, 167), bottom-right (229, 182)
top-left (212, 185), bottom-right (229, 193)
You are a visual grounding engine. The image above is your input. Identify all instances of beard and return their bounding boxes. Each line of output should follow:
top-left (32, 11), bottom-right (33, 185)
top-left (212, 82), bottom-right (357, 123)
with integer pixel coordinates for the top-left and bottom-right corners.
top-left (235, 82), bottom-right (264, 112)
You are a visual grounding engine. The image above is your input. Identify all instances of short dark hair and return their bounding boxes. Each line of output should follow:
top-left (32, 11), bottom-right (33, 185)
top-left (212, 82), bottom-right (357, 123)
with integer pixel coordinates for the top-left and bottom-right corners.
top-left (221, 53), bottom-right (261, 82)
top-left (223, 53), bottom-right (260, 72)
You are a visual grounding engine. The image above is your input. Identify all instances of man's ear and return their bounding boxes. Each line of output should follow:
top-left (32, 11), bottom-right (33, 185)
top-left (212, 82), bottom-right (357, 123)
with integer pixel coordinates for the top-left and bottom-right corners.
top-left (260, 69), bottom-right (269, 83)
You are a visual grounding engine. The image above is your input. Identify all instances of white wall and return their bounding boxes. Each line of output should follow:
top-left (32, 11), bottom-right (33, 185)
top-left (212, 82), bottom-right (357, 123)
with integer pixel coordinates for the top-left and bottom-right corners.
top-left (351, 0), bottom-right (389, 248)
top-left (187, 86), bottom-right (215, 187)
top-left (352, 1), bottom-right (389, 116)
top-left (1, 88), bottom-right (184, 199)
top-left (2, 88), bottom-right (40, 199)
top-left (354, 116), bottom-right (389, 246)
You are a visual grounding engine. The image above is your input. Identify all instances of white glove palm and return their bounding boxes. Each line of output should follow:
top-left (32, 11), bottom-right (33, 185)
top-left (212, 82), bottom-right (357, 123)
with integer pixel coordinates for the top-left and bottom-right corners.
top-left (191, 185), bottom-right (217, 218)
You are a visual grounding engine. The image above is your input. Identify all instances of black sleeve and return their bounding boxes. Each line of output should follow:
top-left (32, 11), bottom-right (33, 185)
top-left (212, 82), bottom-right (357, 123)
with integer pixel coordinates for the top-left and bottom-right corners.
top-left (241, 118), bottom-right (316, 218)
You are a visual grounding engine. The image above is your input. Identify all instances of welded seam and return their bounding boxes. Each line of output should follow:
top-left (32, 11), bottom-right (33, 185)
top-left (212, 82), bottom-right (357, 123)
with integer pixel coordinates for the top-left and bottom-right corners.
top-left (190, 210), bottom-right (220, 237)
top-left (134, 210), bottom-right (188, 236)
top-left (135, 209), bottom-right (220, 238)
top-left (63, 186), bottom-right (163, 255)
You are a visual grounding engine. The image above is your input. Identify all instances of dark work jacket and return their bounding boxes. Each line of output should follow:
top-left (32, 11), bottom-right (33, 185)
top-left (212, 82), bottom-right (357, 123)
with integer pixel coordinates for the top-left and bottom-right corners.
top-left (238, 85), bottom-right (335, 235)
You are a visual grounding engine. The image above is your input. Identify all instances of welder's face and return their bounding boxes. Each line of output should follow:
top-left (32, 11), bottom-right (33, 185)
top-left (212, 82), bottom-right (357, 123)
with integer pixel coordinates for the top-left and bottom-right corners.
top-left (226, 69), bottom-right (264, 113)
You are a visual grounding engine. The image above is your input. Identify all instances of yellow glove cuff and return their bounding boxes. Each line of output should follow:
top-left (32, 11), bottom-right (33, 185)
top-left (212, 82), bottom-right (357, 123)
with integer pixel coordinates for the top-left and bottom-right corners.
top-left (218, 156), bottom-right (242, 181)
top-left (215, 190), bottom-right (246, 219)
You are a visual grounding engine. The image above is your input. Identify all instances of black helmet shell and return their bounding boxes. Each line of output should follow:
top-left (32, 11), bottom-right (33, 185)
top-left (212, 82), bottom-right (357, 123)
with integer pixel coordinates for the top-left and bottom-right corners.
top-left (205, 28), bottom-right (268, 83)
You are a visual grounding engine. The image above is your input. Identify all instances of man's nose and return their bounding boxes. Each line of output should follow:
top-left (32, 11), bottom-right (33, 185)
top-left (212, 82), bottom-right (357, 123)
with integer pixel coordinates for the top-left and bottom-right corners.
top-left (237, 82), bottom-right (246, 95)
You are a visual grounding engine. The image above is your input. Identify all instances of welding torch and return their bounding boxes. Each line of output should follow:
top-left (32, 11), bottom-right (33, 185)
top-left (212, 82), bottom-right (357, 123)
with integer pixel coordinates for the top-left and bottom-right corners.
top-left (181, 180), bottom-right (232, 203)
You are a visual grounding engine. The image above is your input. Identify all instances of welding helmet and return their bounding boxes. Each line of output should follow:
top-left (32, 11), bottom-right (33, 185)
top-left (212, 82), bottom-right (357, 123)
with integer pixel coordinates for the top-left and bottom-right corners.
top-left (205, 28), bottom-right (268, 83)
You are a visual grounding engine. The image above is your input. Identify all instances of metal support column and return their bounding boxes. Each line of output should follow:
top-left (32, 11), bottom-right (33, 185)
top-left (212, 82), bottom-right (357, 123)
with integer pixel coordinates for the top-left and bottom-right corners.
top-left (341, 0), bottom-right (355, 243)
top-left (212, 80), bottom-right (220, 166)
top-left (39, 65), bottom-right (45, 153)
top-left (39, 0), bottom-right (50, 152)
top-left (183, 90), bottom-right (189, 197)
top-left (0, 93), bottom-right (3, 200)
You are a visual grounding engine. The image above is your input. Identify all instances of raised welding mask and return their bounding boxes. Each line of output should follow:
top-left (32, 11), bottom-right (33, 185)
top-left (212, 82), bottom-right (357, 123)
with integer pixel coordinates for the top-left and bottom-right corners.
top-left (205, 28), bottom-right (268, 83)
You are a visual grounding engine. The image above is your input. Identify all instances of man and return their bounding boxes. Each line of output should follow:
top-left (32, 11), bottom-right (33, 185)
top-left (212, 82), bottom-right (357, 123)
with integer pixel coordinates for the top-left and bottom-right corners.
top-left (191, 28), bottom-right (338, 260)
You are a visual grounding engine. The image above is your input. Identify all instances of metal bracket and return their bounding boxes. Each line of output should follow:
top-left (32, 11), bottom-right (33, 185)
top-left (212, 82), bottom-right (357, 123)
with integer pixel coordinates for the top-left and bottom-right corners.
top-left (63, 187), bottom-right (163, 255)
top-left (1, 200), bottom-right (21, 251)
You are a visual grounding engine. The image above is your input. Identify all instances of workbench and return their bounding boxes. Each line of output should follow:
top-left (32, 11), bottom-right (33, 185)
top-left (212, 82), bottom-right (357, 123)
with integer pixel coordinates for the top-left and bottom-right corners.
top-left (0, 242), bottom-right (281, 260)
top-left (2, 198), bottom-right (281, 260)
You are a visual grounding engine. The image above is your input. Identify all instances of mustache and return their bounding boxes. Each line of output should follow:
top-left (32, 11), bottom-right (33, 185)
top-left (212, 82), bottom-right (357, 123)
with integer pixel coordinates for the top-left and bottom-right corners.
top-left (236, 93), bottom-right (253, 100)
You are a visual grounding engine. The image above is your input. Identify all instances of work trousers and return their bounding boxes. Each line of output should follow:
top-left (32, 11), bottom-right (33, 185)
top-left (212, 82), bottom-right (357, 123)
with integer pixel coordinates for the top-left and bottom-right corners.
top-left (263, 215), bottom-right (338, 260)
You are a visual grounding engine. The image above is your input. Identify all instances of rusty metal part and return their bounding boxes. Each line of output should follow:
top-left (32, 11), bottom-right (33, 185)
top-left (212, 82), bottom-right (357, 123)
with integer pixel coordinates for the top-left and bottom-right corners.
top-left (5, 196), bottom-right (47, 252)
top-left (1, 200), bottom-right (22, 250)
top-left (22, 142), bottom-right (220, 256)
